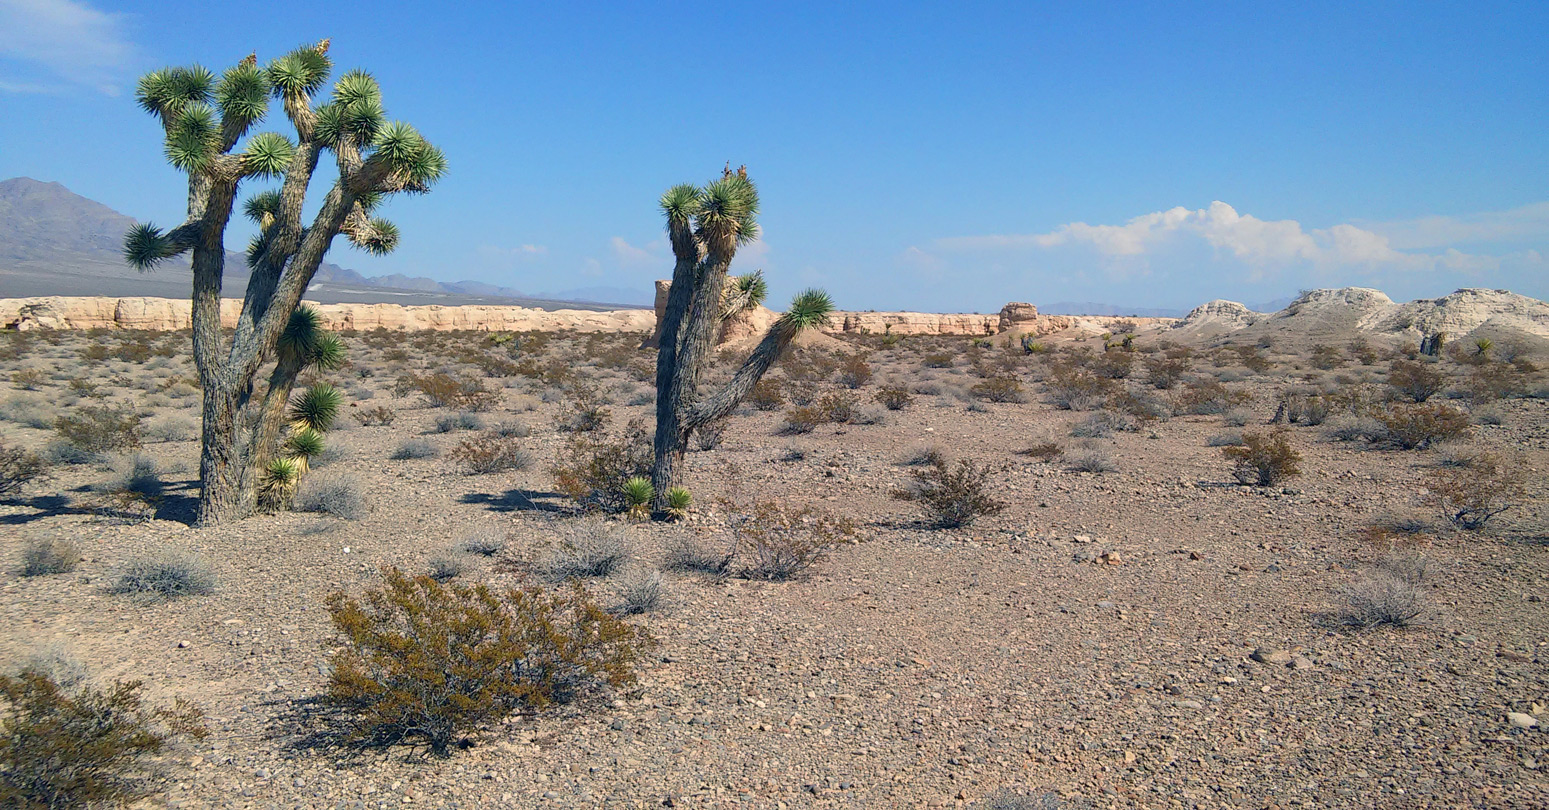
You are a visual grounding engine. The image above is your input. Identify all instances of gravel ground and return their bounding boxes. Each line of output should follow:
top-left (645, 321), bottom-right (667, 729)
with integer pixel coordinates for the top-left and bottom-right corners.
top-left (1, 329), bottom-right (1546, 809)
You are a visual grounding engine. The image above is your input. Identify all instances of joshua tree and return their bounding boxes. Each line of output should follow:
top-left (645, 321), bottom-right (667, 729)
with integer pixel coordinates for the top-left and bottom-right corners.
top-left (651, 166), bottom-right (833, 509)
top-left (123, 42), bottom-right (446, 524)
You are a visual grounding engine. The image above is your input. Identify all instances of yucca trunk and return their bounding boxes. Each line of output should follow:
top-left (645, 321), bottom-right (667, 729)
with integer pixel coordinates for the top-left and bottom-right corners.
top-left (649, 168), bottom-right (832, 512)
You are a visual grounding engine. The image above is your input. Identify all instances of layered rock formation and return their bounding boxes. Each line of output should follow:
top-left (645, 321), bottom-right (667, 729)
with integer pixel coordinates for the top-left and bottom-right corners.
top-left (0, 296), bottom-right (656, 333)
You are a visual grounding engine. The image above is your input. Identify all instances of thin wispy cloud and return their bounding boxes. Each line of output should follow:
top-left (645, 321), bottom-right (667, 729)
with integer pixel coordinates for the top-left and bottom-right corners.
top-left (0, 0), bottom-right (136, 95)
top-left (934, 201), bottom-right (1547, 277)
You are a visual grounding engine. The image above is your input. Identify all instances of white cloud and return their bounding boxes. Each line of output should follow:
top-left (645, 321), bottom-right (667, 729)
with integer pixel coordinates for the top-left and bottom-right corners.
top-left (934, 200), bottom-right (1534, 276)
top-left (609, 236), bottom-right (662, 268)
top-left (1361, 201), bottom-right (1549, 250)
top-left (0, 0), bottom-right (136, 95)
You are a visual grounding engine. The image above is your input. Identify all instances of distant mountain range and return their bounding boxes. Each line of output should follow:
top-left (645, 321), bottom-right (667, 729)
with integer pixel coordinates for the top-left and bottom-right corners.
top-left (0, 177), bottom-right (641, 309)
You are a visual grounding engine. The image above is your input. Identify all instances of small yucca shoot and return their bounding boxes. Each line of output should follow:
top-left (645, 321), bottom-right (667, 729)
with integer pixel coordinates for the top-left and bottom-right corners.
top-left (665, 486), bottom-right (691, 520)
top-left (283, 428), bottom-right (326, 472)
top-left (258, 456), bottom-right (303, 511)
top-left (622, 476), bottom-right (653, 521)
top-left (1474, 337), bottom-right (1494, 356)
top-left (289, 382), bottom-right (342, 432)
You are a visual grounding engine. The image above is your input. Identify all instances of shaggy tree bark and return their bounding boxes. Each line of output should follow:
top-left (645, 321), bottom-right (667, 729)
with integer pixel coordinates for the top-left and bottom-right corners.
top-left (124, 43), bottom-right (445, 525)
top-left (650, 167), bottom-right (832, 510)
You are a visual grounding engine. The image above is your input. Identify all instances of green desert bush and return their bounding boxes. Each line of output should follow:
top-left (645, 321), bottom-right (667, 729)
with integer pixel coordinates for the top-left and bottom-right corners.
top-left (1222, 428), bottom-right (1301, 486)
top-left (450, 435), bottom-right (532, 475)
top-left (323, 568), bottom-right (648, 756)
top-left (893, 458), bottom-right (1006, 528)
top-left (53, 405), bottom-right (141, 455)
top-left (1369, 403), bottom-right (1470, 450)
top-left (727, 499), bottom-right (857, 580)
top-left (551, 420), bottom-right (653, 512)
top-left (1388, 359), bottom-right (1446, 403)
top-left (874, 387), bottom-right (913, 410)
top-left (19, 538), bottom-right (79, 577)
top-left (0, 669), bottom-right (207, 809)
top-left (0, 443), bottom-right (46, 496)
top-left (747, 379), bottom-right (785, 411)
top-left (1425, 451), bottom-right (1526, 530)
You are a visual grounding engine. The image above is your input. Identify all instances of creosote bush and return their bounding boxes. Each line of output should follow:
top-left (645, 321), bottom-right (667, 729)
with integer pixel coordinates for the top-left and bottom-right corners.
top-left (1388, 359), bottom-right (1446, 403)
top-left (53, 405), bottom-right (142, 455)
top-left (450, 435), bottom-right (532, 475)
top-left (1, 443), bottom-right (47, 496)
top-left (1222, 428), bottom-right (1301, 486)
top-left (747, 380), bottom-right (785, 411)
top-left (1369, 403), bottom-right (1470, 450)
top-left (874, 387), bottom-right (913, 410)
top-left (20, 538), bottom-right (80, 577)
top-left (726, 499), bottom-right (857, 581)
top-left (400, 373), bottom-right (501, 411)
top-left (1425, 451), bottom-right (1526, 530)
top-left (893, 458), bottom-right (1006, 528)
top-left (390, 439), bottom-right (437, 460)
top-left (324, 568), bottom-right (648, 756)
top-left (0, 669), bottom-right (207, 809)
top-left (551, 420), bottom-right (653, 513)
top-left (780, 406), bottom-right (823, 435)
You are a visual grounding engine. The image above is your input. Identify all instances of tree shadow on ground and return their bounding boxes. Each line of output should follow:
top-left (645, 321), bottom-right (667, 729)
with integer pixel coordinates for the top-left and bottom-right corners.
top-left (459, 488), bottom-right (571, 514)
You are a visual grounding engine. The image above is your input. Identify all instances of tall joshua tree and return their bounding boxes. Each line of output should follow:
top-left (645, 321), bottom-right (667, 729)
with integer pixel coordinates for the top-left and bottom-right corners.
top-left (651, 166), bottom-right (833, 508)
top-left (123, 41), bottom-right (446, 525)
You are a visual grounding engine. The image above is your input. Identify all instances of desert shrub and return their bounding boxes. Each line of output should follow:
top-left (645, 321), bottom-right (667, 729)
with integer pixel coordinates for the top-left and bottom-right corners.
top-left (663, 534), bottom-right (733, 575)
top-left (296, 475), bottom-right (369, 520)
top-left (555, 383), bottom-right (611, 433)
top-left (433, 410), bottom-right (485, 434)
top-left (1066, 445), bottom-right (1118, 473)
top-left (1221, 407), bottom-right (1254, 427)
top-left (426, 556), bottom-right (467, 582)
top-left (978, 791), bottom-right (1071, 810)
top-left (836, 355), bottom-right (873, 389)
top-left (1458, 361), bottom-right (1525, 403)
top-left (1309, 344), bottom-right (1344, 370)
top-left (874, 387), bottom-right (913, 410)
top-left (1425, 451), bottom-right (1526, 530)
top-left (1222, 428), bottom-right (1300, 485)
top-left (538, 523), bottom-right (632, 581)
top-left (348, 405), bottom-right (393, 427)
top-left (53, 405), bottom-right (141, 454)
top-left (727, 500), bottom-right (856, 580)
top-left (144, 415), bottom-right (196, 443)
top-left (323, 568), bottom-right (647, 756)
top-left (0, 395), bottom-right (54, 429)
top-left (1231, 345), bottom-right (1271, 373)
top-left (922, 353), bottom-right (954, 369)
top-left (10, 369), bottom-right (46, 391)
top-left (894, 458), bottom-right (1006, 528)
top-left (1388, 359), bottom-right (1445, 403)
top-left (91, 453), bottom-right (166, 515)
top-left (19, 538), bottom-right (79, 577)
top-left (1090, 351), bottom-right (1133, 380)
top-left (901, 445), bottom-right (947, 467)
top-left (1104, 388), bottom-right (1170, 422)
top-left (1143, 356), bottom-right (1191, 389)
top-left (1369, 403), bottom-right (1470, 450)
top-left (109, 549), bottom-right (215, 598)
top-left (1172, 378), bottom-right (1245, 415)
top-left (551, 420), bottom-right (653, 512)
top-left (1322, 415), bottom-right (1385, 443)
top-left (1271, 392), bottom-right (1333, 426)
top-left (694, 420), bottom-right (726, 451)
top-left (1045, 363), bottom-right (1116, 410)
top-left (611, 568), bottom-right (667, 615)
top-left (1071, 411), bottom-right (1135, 438)
top-left (817, 391), bottom-right (859, 424)
top-left (0, 669), bottom-right (207, 809)
top-left (0, 443), bottom-right (46, 496)
top-left (403, 373), bottom-right (501, 411)
top-left (780, 406), bottom-right (823, 435)
top-left (451, 435), bottom-right (532, 475)
top-left (1015, 442), bottom-right (1062, 461)
top-left (748, 379), bottom-right (785, 411)
top-left (972, 376), bottom-right (1024, 403)
top-left (390, 439), bottom-right (438, 460)
top-left (1470, 407), bottom-right (1504, 426)
top-left (460, 529), bottom-right (506, 557)
top-left (1340, 571), bottom-right (1423, 628)
top-left (1206, 431), bottom-right (1245, 447)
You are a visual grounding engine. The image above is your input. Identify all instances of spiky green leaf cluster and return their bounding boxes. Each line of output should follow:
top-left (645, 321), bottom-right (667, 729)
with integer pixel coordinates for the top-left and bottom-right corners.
top-left (284, 428), bottom-right (326, 460)
top-left (349, 218), bottom-right (400, 255)
top-left (622, 476), bottom-right (653, 507)
top-left (164, 103), bottom-right (219, 173)
top-left (665, 486), bottom-right (691, 511)
top-left (289, 383), bottom-right (342, 432)
top-left (370, 122), bottom-right (447, 189)
top-left (659, 184), bottom-right (702, 225)
top-left (309, 333), bottom-right (347, 371)
top-left (697, 173), bottom-right (760, 245)
top-left (278, 306), bottom-right (323, 362)
top-left (242, 131), bottom-right (295, 177)
top-left (122, 224), bottom-right (178, 271)
top-left (734, 271), bottom-right (769, 309)
top-left (215, 62), bottom-right (269, 132)
top-left (135, 66), bottom-right (214, 118)
top-left (265, 46), bottom-right (331, 96)
top-left (315, 72), bottom-right (386, 148)
top-left (258, 456), bottom-right (303, 511)
top-left (783, 289), bottom-right (835, 331)
top-left (243, 190), bottom-right (282, 226)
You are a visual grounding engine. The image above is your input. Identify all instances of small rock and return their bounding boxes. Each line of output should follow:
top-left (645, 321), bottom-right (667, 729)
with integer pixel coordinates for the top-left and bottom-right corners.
top-left (1507, 712), bottom-right (1538, 729)
top-left (1291, 656), bottom-right (1314, 670)
top-left (1251, 648), bottom-right (1293, 665)
top-left (177, 640), bottom-right (191, 649)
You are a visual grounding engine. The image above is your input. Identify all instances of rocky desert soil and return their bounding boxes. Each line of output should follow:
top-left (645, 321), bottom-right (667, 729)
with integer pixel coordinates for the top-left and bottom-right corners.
top-left (1, 321), bottom-right (1546, 809)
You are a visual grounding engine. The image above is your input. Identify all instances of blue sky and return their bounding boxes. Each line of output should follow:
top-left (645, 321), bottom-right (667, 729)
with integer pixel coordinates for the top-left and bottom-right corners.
top-left (2, 0), bottom-right (1546, 312)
